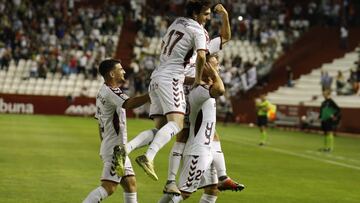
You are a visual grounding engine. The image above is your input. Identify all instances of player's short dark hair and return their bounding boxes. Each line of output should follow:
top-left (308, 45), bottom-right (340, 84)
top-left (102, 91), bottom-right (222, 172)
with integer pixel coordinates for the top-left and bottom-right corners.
top-left (98, 59), bottom-right (121, 77)
top-left (185, 0), bottom-right (212, 17)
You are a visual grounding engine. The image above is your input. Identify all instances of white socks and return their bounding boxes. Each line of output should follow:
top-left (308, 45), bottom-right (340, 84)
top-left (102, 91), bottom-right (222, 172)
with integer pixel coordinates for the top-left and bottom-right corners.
top-left (124, 192), bottom-right (137, 203)
top-left (83, 186), bottom-right (108, 203)
top-left (171, 194), bottom-right (184, 203)
top-left (146, 121), bottom-right (180, 161)
top-left (126, 129), bottom-right (157, 153)
top-left (199, 194), bottom-right (217, 203)
top-left (158, 192), bottom-right (216, 203)
top-left (212, 141), bottom-right (227, 178)
top-left (168, 142), bottom-right (185, 181)
top-left (158, 194), bottom-right (172, 203)
top-left (158, 194), bottom-right (183, 203)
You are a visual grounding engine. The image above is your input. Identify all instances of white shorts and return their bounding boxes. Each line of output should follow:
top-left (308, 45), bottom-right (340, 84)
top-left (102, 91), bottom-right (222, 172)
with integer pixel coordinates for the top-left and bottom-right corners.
top-left (178, 154), bottom-right (217, 193)
top-left (100, 154), bottom-right (135, 183)
top-left (149, 77), bottom-right (186, 117)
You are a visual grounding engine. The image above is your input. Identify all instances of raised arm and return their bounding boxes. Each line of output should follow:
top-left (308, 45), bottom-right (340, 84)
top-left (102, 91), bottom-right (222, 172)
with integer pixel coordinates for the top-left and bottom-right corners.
top-left (214, 4), bottom-right (231, 44)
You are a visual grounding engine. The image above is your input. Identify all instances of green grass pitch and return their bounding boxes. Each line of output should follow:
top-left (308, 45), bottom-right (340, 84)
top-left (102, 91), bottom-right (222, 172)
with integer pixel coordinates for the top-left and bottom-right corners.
top-left (0, 114), bottom-right (359, 203)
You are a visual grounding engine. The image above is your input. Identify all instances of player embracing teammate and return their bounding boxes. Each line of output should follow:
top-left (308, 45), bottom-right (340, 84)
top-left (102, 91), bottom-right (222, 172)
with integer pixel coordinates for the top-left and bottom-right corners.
top-left (127, 0), bottom-right (245, 202)
top-left (83, 1), bottom-right (246, 202)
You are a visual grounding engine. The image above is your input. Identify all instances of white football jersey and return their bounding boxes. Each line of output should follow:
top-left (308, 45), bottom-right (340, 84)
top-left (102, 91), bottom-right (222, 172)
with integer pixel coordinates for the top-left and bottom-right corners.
top-left (95, 84), bottom-right (129, 156)
top-left (184, 36), bottom-right (222, 78)
top-left (151, 17), bottom-right (208, 80)
top-left (183, 85), bottom-right (216, 156)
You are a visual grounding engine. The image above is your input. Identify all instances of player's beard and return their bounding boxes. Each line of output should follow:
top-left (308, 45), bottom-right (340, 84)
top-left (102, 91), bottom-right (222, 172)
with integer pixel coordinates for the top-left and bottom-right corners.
top-left (116, 77), bottom-right (125, 87)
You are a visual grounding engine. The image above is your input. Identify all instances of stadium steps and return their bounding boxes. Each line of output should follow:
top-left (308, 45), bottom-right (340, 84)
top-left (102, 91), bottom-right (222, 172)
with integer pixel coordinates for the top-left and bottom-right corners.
top-left (267, 50), bottom-right (360, 108)
top-left (258, 26), bottom-right (360, 95)
top-left (232, 26), bottom-right (360, 123)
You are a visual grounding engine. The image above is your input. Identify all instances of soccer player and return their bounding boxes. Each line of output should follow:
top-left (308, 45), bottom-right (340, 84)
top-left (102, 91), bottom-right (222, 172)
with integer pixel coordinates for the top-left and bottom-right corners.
top-left (159, 55), bottom-right (225, 203)
top-left (255, 94), bottom-right (272, 146)
top-left (319, 89), bottom-right (341, 152)
top-left (135, 0), bottom-right (212, 181)
top-left (164, 4), bottom-right (244, 195)
top-left (83, 59), bottom-right (150, 203)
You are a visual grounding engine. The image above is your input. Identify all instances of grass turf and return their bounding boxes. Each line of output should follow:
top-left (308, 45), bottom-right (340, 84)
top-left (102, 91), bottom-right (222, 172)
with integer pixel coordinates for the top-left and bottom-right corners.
top-left (0, 114), bottom-right (359, 203)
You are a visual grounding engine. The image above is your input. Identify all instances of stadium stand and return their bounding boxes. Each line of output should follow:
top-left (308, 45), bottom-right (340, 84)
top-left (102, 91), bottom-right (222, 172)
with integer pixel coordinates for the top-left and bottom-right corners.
top-left (267, 49), bottom-right (360, 108)
top-left (0, 1), bottom-right (124, 97)
top-left (1, 0), bottom-right (360, 132)
top-left (128, 0), bottom-right (316, 97)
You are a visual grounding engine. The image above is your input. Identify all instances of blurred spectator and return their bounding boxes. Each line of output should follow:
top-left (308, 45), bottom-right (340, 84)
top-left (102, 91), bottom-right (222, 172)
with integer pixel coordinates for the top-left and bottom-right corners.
top-left (307, 1), bottom-right (318, 25)
top-left (286, 65), bottom-right (294, 87)
top-left (336, 70), bottom-right (346, 95)
top-left (80, 86), bottom-right (89, 97)
top-left (320, 70), bottom-right (333, 91)
top-left (348, 68), bottom-right (359, 94)
top-left (222, 92), bottom-right (234, 126)
top-left (29, 62), bottom-right (38, 78)
top-left (356, 65), bottom-right (360, 95)
top-left (90, 57), bottom-right (100, 79)
top-left (133, 68), bottom-right (146, 95)
top-left (0, 48), bottom-right (11, 70)
top-left (340, 24), bottom-right (349, 49)
top-left (78, 54), bottom-right (88, 74)
top-left (37, 55), bottom-right (47, 78)
top-left (69, 55), bottom-right (78, 74)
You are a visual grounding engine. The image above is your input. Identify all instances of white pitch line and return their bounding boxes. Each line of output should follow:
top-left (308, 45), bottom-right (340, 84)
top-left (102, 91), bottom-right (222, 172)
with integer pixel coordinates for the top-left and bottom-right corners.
top-left (235, 138), bottom-right (360, 171)
top-left (305, 150), bottom-right (360, 164)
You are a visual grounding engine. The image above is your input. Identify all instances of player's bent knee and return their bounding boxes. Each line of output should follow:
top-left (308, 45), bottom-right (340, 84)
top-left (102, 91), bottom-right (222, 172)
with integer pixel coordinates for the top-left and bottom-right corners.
top-left (172, 120), bottom-right (183, 131)
top-left (101, 181), bottom-right (118, 196)
top-left (177, 120), bottom-right (184, 130)
top-left (166, 114), bottom-right (184, 130)
top-left (176, 128), bottom-right (189, 143)
top-left (120, 175), bottom-right (137, 193)
top-left (154, 116), bottom-right (167, 129)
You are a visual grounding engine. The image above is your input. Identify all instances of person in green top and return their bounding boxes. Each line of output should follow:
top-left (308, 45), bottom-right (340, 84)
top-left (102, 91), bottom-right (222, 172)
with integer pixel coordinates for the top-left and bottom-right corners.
top-left (255, 94), bottom-right (272, 146)
top-left (319, 89), bottom-right (341, 152)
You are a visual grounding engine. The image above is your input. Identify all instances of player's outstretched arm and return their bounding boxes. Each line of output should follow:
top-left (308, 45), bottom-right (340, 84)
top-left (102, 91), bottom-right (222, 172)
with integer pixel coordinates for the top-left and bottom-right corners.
top-left (122, 93), bottom-right (150, 109)
top-left (214, 4), bottom-right (231, 44)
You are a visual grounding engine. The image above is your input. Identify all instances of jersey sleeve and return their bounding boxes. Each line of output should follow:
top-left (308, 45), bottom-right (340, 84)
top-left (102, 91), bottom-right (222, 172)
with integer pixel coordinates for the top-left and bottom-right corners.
top-left (108, 89), bottom-right (130, 108)
top-left (184, 65), bottom-right (196, 77)
top-left (193, 26), bottom-right (207, 52)
top-left (208, 37), bottom-right (222, 55)
top-left (191, 85), bottom-right (211, 105)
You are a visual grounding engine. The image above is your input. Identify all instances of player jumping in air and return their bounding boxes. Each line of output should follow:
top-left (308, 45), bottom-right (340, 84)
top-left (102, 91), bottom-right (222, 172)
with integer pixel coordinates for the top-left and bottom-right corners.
top-left (163, 4), bottom-right (244, 195)
top-left (134, 0), bottom-right (212, 181)
top-left (159, 55), bottom-right (224, 203)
